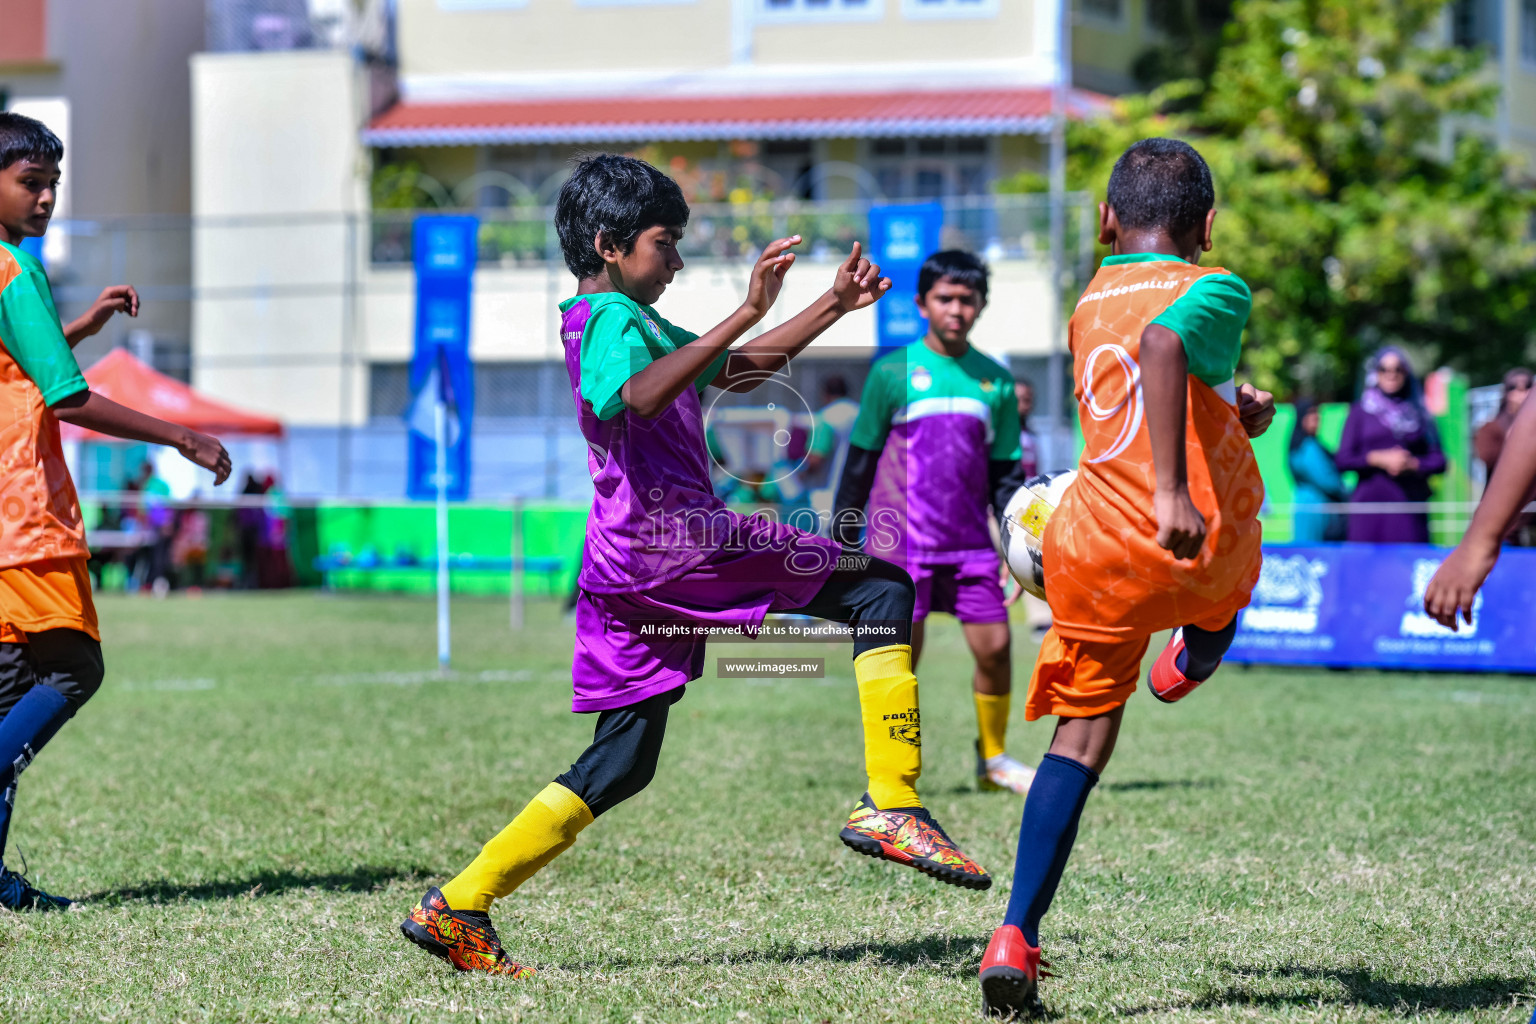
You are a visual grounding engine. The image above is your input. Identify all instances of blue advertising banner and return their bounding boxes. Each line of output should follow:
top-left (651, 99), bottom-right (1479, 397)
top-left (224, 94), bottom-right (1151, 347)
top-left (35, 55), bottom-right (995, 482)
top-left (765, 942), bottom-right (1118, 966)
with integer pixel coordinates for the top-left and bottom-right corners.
top-left (1230, 543), bottom-right (1536, 673)
top-left (406, 216), bottom-right (477, 501)
top-left (867, 203), bottom-right (943, 357)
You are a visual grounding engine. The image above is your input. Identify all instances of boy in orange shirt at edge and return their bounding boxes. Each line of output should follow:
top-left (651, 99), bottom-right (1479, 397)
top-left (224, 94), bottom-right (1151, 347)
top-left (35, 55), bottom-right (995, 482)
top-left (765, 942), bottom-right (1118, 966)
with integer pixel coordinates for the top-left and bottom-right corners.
top-left (977, 138), bottom-right (1275, 1017)
top-left (0, 112), bottom-right (231, 910)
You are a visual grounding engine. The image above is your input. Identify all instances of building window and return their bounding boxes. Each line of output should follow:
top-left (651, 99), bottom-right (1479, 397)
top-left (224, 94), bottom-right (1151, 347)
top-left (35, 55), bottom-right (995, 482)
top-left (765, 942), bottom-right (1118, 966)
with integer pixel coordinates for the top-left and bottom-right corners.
top-left (865, 137), bottom-right (992, 200)
top-left (901, 0), bottom-right (997, 20)
top-left (1523, 0), bottom-right (1536, 65)
top-left (1452, 0), bottom-right (1501, 53)
top-left (757, 0), bottom-right (884, 23)
top-left (1078, 0), bottom-right (1124, 26)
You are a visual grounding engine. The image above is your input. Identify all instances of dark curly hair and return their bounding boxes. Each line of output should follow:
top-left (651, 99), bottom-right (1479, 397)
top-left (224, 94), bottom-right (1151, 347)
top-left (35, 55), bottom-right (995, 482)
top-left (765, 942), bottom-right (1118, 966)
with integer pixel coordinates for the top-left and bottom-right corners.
top-left (1106, 137), bottom-right (1214, 239)
top-left (555, 155), bottom-right (689, 280)
top-left (0, 111), bottom-right (63, 171)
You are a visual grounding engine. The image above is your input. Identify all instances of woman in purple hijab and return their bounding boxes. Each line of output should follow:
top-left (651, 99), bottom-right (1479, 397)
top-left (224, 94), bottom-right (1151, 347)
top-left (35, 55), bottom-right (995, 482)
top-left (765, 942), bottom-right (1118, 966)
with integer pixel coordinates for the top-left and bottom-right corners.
top-left (1335, 346), bottom-right (1446, 542)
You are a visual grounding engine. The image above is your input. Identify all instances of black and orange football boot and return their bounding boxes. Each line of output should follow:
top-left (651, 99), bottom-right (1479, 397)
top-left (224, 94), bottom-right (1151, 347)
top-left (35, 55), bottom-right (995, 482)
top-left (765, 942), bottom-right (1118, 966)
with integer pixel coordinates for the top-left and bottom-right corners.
top-left (839, 793), bottom-right (991, 890)
top-left (399, 886), bottom-right (534, 977)
top-left (979, 924), bottom-right (1048, 1019)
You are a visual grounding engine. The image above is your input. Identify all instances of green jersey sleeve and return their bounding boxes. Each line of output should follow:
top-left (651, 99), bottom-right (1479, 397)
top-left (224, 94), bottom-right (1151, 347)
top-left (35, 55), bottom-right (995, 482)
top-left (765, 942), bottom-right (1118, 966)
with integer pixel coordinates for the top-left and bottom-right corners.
top-left (579, 302), bottom-right (661, 421)
top-left (0, 251), bottom-right (87, 407)
top-left (990, 373), bottom-right (1023, 461)
top-left (1149, 272), bottom-right (1251, 387)
top-left (849, 362), bottom-right (899, 451)
top-left (653, 312), bottom-right (726, 394)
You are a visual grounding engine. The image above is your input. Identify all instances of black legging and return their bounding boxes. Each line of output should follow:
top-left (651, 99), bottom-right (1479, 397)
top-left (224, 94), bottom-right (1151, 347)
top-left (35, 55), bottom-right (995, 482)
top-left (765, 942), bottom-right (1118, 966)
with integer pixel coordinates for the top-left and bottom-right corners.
top-left (0, 631), bottom-right (105, 721)
top-left (554, 552), bottom-right (914, 817)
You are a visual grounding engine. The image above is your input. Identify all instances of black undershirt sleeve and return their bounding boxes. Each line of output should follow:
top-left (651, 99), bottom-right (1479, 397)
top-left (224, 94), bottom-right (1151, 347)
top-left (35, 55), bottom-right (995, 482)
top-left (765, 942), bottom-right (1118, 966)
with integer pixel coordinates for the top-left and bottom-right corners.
top-left (831, 444), bottom-right (882, 549)
top-left (988, 458), bottom-right (1030, 523)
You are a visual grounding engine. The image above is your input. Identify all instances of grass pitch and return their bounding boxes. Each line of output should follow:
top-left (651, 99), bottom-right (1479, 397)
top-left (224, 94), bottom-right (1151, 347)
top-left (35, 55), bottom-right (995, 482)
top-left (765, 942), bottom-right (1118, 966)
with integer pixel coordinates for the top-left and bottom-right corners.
top-left (0, 591), bottom-right (1531, 1023)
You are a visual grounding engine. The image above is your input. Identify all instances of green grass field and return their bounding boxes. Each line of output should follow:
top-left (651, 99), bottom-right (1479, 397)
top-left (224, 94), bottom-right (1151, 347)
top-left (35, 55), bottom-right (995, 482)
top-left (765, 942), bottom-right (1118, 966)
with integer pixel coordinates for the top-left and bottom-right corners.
top-left (0, 591), bottom-right (1531, 1023)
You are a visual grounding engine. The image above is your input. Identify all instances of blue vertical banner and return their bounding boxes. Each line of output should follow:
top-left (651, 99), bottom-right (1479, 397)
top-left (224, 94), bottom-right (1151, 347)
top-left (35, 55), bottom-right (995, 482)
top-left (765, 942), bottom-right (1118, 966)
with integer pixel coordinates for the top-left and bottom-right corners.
top-left (406, 215), bottom-right (477, 501)
top-left (868, 203), bottom-right (943, 357)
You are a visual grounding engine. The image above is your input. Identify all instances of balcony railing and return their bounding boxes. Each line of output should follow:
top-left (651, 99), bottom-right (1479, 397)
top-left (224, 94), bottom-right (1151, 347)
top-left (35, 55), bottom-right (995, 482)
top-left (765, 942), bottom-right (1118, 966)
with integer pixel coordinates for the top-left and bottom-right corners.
top-left (368, 193), bottom-right (1098, 268)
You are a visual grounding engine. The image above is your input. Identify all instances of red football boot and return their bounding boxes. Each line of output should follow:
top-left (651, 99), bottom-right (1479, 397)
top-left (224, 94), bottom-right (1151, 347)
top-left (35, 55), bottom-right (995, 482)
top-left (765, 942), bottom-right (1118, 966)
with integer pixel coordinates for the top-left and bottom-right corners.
top-left (979, 924), bottom-right (1045, 1019)
top-left (1147, 628), bottom-right (1213, 704)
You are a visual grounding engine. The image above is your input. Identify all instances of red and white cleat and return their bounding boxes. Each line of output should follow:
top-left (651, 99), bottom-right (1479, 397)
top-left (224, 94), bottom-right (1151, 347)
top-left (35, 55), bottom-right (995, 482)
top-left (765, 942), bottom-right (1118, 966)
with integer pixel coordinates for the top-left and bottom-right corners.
top-left (1147, 627), bottom-right (1214, 704)
top-left (979, 924), bottom-right (1046, 1019)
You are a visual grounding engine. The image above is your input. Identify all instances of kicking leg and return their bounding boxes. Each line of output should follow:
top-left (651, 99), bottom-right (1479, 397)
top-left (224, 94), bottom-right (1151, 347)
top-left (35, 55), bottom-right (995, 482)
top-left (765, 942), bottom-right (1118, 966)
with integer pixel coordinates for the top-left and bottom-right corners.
top-left (1148, 616), bottom-right (1238, 704)
top-left (401, 690), bottom-right (675, 975)
top-left (789, 554), bottom-right (991, 890)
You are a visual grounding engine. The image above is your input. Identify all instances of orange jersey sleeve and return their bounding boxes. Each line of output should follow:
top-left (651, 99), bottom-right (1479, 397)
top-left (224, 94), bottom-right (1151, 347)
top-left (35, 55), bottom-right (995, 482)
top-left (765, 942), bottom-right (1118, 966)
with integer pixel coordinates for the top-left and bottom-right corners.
top-left (1044, 257), bottom-right (1264, 644)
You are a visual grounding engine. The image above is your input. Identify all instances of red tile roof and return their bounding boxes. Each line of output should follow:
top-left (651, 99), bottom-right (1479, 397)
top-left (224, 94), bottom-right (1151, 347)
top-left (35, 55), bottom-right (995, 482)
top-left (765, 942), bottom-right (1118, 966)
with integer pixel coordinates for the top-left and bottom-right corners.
top-left (365, 88), bottom-right (1107, 146)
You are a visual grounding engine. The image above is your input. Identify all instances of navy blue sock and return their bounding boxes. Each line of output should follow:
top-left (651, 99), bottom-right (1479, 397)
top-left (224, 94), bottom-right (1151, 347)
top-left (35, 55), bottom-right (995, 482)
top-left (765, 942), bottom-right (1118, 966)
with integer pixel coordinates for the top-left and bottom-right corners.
top-left (1002, 753), bottom-right (1099, 945)
top-left (0, 780), bottom-right (13, 862)
top-left (1174, 617), bottom-right (1237, 682)
top-left (0, 686), bottom-right (68, 793)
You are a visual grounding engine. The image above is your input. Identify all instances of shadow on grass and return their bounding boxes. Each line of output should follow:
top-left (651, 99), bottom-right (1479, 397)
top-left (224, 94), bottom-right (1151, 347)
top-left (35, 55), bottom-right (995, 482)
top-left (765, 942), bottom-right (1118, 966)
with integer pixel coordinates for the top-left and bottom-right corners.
top-left (1125, 964), bottom-right (1531, 1015)
top-left (1100, 779), bottom-right (1219, 793)
top-left (84, 864), bottom-right (436, 905)
top-left (560, 933), bottom-right (989, 976)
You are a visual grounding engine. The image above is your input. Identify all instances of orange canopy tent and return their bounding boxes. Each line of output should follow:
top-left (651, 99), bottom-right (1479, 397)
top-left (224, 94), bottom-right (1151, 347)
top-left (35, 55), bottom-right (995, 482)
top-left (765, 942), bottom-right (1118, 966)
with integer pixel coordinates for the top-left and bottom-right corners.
top-left (61, 348), bottom-right (284, 441)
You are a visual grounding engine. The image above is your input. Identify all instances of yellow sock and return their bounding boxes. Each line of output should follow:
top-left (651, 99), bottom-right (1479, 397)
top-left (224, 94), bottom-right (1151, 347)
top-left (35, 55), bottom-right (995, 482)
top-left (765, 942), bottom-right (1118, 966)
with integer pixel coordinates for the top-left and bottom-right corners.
top-left (974, 691), bottom-right (1010, 762)
top-left (438, 782), bottom-right (594, 913)
top-left (853, 644), bottom-right (922, 809)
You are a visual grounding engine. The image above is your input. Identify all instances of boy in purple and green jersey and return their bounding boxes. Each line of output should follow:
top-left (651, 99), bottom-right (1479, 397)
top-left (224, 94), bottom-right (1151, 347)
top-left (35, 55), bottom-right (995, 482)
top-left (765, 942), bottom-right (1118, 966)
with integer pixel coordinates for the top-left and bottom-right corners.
top-left (400, 156), bottom-right (992, 980)
top-left (835, 251), bottom-right (1037, 797)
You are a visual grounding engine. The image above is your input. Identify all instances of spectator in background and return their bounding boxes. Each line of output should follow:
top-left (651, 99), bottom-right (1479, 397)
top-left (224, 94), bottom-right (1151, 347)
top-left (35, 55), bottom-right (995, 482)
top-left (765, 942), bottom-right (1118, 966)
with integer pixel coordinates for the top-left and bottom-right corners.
top-left (1335, 347), bottom-right (1446, 543)
top-left (803, 376), bottom-right (860, 489)
top-left (1015, 379), bottom-right (1038, 478)
top-left (804, 375), bottom-right (861, 522)
top-left (236, 472), bottom-right (268, 589)
top-left (1288, 399), bottom-right (1347, 542)
top-left (1473, 366), bottom-right (1535, 545)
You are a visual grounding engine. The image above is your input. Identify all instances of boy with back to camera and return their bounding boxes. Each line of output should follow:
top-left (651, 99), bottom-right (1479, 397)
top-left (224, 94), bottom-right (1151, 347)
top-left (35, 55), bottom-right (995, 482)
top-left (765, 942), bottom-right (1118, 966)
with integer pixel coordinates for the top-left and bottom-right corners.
top-left (400, 155), bottom-right (992, 978)
top-left (0, 112), bottom-right (231, 910)
top-left (833, 250), bottom-right (1037, 795)
top-left (975, 138), bottom-right (1275, 1017)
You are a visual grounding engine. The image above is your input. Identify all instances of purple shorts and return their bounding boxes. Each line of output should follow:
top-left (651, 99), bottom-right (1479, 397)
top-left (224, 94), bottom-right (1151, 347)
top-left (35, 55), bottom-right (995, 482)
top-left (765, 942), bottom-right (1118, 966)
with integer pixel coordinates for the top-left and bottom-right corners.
top-left (571, 525), bottom-right (840, 713)
top-left (910, 556), bottom-right (1007, 624)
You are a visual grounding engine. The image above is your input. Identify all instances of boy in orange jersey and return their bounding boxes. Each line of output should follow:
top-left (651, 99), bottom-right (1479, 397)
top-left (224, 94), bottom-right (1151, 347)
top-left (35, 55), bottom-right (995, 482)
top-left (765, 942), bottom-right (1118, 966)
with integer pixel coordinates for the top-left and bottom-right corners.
top-left (977, 138), bottom-right (1275, 1017)
top-left (0, 112), bottom-right (231, 910)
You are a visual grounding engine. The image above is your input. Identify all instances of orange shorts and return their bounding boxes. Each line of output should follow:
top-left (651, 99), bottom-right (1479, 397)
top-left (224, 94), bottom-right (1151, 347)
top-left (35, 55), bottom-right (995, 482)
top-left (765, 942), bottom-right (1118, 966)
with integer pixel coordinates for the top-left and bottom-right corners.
top-left (0, 557), bottom-right (99, 642)
top-left (1023, 627), bottom-right (1150, 721)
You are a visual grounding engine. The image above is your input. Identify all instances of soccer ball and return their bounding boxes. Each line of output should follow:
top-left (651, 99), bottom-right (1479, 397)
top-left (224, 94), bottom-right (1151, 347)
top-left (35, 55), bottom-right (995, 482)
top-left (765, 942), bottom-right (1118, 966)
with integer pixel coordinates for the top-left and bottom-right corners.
top-left (1000, 470), bottom-right (1078, 600)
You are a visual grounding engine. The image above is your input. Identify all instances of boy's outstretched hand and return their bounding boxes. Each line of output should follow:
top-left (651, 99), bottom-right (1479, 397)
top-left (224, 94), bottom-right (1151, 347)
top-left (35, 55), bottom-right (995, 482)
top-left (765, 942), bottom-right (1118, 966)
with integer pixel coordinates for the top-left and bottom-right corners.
top-left (64, 285), bottom-right (140, 345)
top-left (1423, 540), bottom-right (1496, 632)
top-left (742, 236), bottom-right (799, 320)
top-left (179, 431), bottom-right (233, 486)
top-left (831, 242), bottom-right (891, 312)
top-left (1236, 383), bottom-right (1274, 438)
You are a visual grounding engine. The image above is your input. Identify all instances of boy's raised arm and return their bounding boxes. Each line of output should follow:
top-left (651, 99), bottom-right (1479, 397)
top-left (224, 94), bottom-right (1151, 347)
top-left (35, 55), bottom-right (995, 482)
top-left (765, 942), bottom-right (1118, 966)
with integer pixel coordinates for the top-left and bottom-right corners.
top-left (1424, 392), bottom-right (1536, 630)
top-left (52, 389), bottom-right (231, 484)
top-left (712, 243), bottom-right (889, 393)
top-left (63, 285), bottom-right (139, 347)
top-left (1141, 324), bottom-right (1205, 560)
top-left (619, 237), bottom-right (798, 418)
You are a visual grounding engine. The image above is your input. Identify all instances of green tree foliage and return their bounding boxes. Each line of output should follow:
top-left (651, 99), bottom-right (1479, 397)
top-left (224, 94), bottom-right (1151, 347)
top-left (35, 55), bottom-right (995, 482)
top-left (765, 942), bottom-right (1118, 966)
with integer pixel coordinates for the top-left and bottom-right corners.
top-left (1012, 0), bottom-right (1536, 397)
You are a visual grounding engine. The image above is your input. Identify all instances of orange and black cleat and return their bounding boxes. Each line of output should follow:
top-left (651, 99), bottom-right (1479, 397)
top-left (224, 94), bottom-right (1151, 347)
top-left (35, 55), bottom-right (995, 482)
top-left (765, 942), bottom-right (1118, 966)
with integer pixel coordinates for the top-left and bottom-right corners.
top-left (400, 886), bottom-right (534, 977)
top-left (839, 793), bottom-right (991, 890)
top-left (979, 924), bottom-right (1049, 1019)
